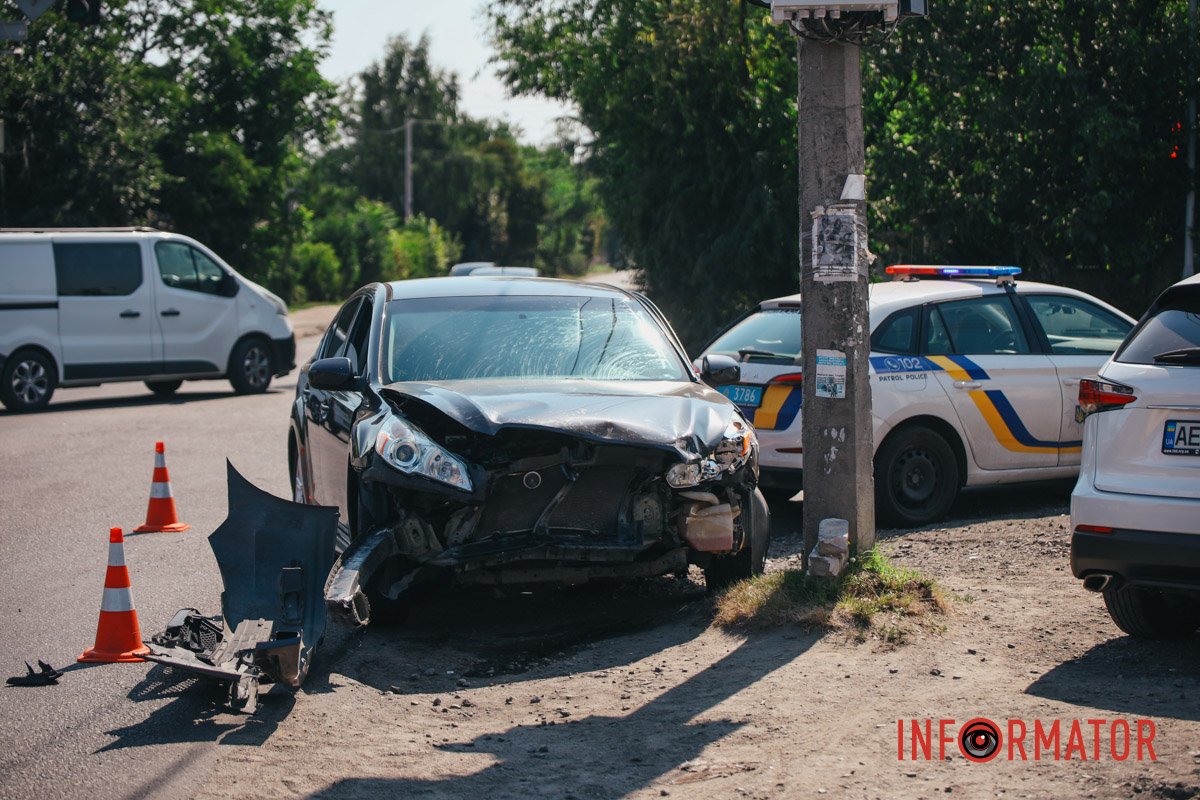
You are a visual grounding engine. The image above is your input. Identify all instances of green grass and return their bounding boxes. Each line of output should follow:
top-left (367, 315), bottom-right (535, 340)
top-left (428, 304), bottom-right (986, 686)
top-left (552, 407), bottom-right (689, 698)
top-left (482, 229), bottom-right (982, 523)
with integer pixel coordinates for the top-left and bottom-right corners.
top-left (712, 549), bottom-right (948, 640)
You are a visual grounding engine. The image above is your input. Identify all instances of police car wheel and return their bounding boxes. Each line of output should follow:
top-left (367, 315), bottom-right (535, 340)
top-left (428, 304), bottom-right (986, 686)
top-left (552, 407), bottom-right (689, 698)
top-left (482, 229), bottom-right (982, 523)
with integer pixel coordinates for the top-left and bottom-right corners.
top-left (874, 426), bottom-right (960, 528)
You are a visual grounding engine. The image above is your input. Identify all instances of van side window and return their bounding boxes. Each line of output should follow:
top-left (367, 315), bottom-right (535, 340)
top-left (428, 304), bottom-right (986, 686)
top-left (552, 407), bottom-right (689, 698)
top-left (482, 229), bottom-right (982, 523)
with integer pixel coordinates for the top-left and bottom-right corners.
top-left (155, 242), bottom-right (230, 296)
top-left (53, 243), bottom-right (143, 296)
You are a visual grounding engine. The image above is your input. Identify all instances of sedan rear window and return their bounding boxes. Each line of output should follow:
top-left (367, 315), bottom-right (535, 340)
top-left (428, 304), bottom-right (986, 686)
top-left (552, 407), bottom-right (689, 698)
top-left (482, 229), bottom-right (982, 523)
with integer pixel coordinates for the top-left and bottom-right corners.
top-left (1116, 286), bottom-right (1200, 366)
top-left (705, 308), bottom-right (801, 363)
top-left (383, 295), bottom-right (689, 382)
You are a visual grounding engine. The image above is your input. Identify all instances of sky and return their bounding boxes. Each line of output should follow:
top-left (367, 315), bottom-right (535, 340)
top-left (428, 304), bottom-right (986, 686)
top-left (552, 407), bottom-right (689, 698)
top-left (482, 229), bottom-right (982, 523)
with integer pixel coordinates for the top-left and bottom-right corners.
top-left (317, 1), bottom-right (576, 145)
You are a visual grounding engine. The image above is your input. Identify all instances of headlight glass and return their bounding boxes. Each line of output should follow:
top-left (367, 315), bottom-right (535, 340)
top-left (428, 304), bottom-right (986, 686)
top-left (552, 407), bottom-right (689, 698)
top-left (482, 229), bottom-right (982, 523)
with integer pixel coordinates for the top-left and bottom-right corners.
top-left (375, 416), bottom-right (472, 492)
top-left (665, 419), bottom-right (756, 488)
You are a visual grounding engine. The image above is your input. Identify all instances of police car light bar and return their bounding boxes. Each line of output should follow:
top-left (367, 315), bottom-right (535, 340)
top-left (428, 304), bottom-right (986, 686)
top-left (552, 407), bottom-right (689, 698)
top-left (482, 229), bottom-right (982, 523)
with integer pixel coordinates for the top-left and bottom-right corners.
top-left (885, 265), bottom-right (1023, 278)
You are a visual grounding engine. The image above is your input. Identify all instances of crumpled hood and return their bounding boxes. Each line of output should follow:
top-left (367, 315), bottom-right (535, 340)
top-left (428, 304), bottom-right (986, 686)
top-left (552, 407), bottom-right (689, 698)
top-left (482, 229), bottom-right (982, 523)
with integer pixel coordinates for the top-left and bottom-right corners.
top-left (380, 379), bottom-right (738, 459)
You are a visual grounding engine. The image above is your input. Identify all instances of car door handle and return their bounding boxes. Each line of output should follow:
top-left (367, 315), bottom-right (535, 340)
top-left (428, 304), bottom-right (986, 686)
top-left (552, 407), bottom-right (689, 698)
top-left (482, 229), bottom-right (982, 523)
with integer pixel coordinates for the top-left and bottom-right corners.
top-left (119, 310), bottom-right (141, 318)
top-left (160, 308), bottom-right (181, 317)
top-left (953, 380), bottom-right (981, 390)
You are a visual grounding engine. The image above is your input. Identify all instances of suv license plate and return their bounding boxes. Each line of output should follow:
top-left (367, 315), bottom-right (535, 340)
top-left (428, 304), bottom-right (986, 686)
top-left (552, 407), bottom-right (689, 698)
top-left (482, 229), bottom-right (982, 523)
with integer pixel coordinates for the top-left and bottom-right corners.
top-left (1162, 420), bottom-right (1200, 456)
top-left (719, 384), bottom-right (764, 408)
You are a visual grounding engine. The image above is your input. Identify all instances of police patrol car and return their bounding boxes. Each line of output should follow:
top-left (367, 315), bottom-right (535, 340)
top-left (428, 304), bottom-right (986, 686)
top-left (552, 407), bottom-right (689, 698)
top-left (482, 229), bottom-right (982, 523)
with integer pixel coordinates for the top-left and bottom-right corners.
top-left (699, 266), bottom-right (1136, 526)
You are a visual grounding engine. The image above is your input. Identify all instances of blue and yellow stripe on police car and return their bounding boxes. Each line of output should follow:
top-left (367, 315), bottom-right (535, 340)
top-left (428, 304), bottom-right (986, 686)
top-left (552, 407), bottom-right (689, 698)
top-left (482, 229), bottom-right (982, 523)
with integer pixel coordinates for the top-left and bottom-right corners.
top-left (738, 384), bottom-right (804, 431)
top-left (967, 389), bottom-right (1082, 454)
top-left (869, 354), bottom-right (1081, 455)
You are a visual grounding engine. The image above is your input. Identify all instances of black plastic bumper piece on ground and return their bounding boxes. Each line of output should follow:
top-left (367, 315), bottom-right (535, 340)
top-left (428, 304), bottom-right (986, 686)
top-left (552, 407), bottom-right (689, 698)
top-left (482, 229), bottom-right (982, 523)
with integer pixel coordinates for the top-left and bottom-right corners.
top-left (272, 334), bottom-right (296, 376)
top-left (1071, 528), bottom-right (1200, 592)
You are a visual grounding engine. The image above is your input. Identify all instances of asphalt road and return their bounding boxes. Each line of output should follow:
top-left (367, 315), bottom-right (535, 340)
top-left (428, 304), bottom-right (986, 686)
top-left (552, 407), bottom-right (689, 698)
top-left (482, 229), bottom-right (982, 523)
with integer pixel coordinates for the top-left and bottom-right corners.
top-left (0, 322), bottom-right (331, 800)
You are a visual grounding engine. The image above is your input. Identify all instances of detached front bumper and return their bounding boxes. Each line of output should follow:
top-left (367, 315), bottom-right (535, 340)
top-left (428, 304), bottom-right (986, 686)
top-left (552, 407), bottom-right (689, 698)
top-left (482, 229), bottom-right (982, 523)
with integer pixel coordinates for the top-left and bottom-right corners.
top-left (1071, 528), bottom-right (1200, 592)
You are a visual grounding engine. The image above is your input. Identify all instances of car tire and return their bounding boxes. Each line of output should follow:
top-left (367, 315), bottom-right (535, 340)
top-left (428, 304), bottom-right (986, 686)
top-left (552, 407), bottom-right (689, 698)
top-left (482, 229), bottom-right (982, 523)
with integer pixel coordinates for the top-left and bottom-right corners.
top-left (1102, 583), bottom-right (1200, 640)
top-left (704, 488), bottom-right (770, 593)
top-left (145, 380), bottom-right (183, 397)
top-left (0, 350), bottom-right (57, 413)
top-left (874, 426), bottom-right (960, 528)
top-left (228, 338), bottom-right (273, 395)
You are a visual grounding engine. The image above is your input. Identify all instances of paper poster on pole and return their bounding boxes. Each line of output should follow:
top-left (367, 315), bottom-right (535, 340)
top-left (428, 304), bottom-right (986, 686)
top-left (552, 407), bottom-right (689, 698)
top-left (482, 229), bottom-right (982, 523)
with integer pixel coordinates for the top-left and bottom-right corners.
top-left (815, 349), bottom-right (847, 399)
top-left (811, 208), bottom-right (860, 283)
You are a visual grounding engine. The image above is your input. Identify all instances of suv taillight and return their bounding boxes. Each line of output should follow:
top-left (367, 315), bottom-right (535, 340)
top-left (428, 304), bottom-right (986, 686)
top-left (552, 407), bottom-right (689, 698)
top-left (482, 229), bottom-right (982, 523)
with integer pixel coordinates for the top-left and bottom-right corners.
top-left (1076, 378), bottom-right (1136, 421)
top-left (770, 373), bottom-right (804, 385)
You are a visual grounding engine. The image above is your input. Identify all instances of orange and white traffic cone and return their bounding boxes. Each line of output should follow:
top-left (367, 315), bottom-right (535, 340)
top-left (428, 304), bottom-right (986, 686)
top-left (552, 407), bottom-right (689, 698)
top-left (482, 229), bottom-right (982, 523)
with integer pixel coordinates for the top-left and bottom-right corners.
top-left (79, 527), bottom-right (150, 663)
top-left (133, 441), bottom-right (190, 534)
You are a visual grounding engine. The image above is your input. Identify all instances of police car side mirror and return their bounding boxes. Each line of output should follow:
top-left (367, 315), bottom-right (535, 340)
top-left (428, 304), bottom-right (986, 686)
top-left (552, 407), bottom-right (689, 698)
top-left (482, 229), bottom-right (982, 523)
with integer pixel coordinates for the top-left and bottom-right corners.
top-left (700, 354), bottom-right (741, 387)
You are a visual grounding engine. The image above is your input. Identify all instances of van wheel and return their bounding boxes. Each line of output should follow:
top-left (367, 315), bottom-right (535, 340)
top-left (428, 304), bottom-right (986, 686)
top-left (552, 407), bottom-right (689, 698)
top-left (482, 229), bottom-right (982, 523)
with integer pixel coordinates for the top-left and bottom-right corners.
top-left (145, 380), bottom-right (183, 397)
top-left (229, 339), bottom-right (273, 394)
top-left (875, 425), bottom-right (960, 528)
top-left (1, 350), bottom-right (56, 413)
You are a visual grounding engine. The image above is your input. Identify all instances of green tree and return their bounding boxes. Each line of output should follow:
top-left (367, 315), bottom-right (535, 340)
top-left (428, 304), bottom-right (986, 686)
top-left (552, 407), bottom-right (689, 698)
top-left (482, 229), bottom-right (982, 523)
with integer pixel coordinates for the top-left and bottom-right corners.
top-left (147, 0), bottom-right (337, 282)
top-left (328, 34), bottom-right (554, 265)
top-left (863, 1), bottom-right (1192, 311)
top-left (490, 0), bottom-right (801, 347)
top-left (0, 5), bottom-right (163, 226)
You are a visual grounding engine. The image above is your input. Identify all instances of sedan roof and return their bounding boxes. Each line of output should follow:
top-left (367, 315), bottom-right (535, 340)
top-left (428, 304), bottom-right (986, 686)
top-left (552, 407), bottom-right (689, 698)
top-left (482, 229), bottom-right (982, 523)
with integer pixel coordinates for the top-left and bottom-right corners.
top-left (385, 276), bottom-right (634, 301)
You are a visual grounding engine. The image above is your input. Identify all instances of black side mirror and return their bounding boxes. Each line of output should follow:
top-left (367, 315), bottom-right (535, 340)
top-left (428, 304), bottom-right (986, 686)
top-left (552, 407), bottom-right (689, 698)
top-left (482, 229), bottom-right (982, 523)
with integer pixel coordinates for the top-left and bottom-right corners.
top-left (218, 272), bottom-right (240, 298)
top-left (309, 357), bottom-right (358, 390)
top-left (699, 354), bottom-right (741, 387)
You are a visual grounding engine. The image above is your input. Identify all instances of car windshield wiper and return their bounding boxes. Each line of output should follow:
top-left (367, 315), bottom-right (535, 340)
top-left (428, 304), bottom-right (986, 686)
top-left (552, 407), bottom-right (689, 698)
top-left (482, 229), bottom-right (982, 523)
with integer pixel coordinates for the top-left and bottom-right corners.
top-left (1152, 347), bottom-right (1200, 364)
top-left (738, 348), bottom-right (782, 359)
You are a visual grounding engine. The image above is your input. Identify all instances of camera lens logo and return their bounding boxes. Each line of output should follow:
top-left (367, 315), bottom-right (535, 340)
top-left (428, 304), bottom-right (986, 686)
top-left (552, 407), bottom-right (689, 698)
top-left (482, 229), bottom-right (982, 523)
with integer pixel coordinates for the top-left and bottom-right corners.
top-left (958, 718), bottom-right (1002, 763)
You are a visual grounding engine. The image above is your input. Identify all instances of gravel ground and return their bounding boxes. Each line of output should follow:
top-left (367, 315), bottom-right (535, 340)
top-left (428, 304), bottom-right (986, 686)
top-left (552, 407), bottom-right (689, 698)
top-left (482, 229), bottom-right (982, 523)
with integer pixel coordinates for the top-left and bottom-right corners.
top-left (178, 482), bottom-right (1200, 800)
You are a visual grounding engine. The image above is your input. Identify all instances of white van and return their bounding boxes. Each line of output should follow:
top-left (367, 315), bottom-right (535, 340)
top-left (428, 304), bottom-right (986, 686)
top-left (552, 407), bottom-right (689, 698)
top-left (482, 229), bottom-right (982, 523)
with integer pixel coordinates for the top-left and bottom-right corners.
top-left (0, 228), bottom-right (295, 412)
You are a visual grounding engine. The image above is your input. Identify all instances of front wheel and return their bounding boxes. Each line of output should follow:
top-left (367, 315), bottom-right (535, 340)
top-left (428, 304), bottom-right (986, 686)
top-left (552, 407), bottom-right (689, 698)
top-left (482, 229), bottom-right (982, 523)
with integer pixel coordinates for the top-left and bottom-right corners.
top-left (229, 339), bottom-right (273, 395)
top-left (704, 487), bottom-right (770, 593)
top-left (874, 426), bottom-right (960, 528)
top-left (0, 350), bottom-right (56, 413)
top-left (1102, 584), bottom-right (1200, 640)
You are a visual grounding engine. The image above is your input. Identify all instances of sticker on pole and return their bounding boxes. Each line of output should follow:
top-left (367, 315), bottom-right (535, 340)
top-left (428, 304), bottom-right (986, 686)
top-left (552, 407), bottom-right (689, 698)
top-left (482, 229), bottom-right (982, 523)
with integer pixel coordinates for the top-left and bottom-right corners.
top-left (815, 349), bottom-right (847, 399)
top-left (811, 208), bottom-right (861, 283)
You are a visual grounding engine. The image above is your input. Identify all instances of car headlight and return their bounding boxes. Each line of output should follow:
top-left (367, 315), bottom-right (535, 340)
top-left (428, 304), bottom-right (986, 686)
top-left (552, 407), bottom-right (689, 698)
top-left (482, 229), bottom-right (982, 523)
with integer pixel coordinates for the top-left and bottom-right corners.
top-left (374, 416), bottom-right (472, 492)
top-left (665, 419), bottom-right (756, 488)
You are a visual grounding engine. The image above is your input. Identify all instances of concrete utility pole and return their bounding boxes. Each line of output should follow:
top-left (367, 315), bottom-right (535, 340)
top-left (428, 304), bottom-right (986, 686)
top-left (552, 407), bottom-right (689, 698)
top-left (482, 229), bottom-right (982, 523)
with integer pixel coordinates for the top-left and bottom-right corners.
top-left (767, 1), bottom-right (927, 566)
top-left (796, 39), bottom-right (875, 561)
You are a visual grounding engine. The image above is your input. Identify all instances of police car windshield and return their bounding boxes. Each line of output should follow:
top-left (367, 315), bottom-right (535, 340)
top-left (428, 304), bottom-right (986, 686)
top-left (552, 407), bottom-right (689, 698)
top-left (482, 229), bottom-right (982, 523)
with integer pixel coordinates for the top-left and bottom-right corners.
top-left (382, 295), bottom-right (689, 383)
top-left (707, 308), bottom-right (801, 363)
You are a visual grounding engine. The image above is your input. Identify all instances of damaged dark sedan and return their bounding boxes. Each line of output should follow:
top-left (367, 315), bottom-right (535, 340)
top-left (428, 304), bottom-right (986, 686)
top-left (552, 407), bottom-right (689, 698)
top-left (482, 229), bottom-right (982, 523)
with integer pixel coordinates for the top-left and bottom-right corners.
top-left (290, 277), bottom-right (769, 627)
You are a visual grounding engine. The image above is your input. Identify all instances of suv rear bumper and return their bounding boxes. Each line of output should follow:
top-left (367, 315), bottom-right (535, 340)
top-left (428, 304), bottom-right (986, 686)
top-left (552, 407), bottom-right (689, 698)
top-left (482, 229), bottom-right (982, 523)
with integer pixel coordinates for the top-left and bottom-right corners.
top-left (1071, 528), bottom-right (1200, 592)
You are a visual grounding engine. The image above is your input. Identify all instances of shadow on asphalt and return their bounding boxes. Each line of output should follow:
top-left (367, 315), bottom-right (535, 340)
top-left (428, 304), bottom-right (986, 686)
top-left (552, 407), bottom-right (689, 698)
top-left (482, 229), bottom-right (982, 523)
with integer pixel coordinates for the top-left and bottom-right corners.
top-left (309, 629), bottom-right (812, 800)
top-left (1025, 634), bottom-right (1200, 721)
top-left (0, 387), bottom-right (290, 417)
top-left (98, 665), bottom-right (297, 753)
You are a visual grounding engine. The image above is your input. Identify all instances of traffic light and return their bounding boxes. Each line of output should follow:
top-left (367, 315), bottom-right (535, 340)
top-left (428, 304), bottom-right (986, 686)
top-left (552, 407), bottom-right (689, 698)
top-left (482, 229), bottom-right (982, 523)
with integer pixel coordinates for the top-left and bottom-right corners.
top-left (64, 0), bottom-right (101, 26)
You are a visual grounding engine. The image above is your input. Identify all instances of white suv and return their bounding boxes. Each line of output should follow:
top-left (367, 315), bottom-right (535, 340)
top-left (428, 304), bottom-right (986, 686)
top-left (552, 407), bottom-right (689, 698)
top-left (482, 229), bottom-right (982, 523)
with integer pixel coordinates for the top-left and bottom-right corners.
top-left (699, 266), bottom-right (1135, 526)
top-left (1070, 273), bottom-right (1200, 639)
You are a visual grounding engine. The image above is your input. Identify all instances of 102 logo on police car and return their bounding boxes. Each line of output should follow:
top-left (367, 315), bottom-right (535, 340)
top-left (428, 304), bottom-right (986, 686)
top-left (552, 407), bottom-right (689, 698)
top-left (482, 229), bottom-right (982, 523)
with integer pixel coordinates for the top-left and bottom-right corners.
top-left (1162, 420), bottom-right (1200, 456)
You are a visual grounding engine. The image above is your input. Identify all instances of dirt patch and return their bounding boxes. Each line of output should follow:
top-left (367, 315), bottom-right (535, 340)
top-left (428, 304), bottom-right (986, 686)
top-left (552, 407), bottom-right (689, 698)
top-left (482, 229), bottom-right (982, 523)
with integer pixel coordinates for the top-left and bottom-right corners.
top-left (189, 486), bottom-right (1200, 799)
